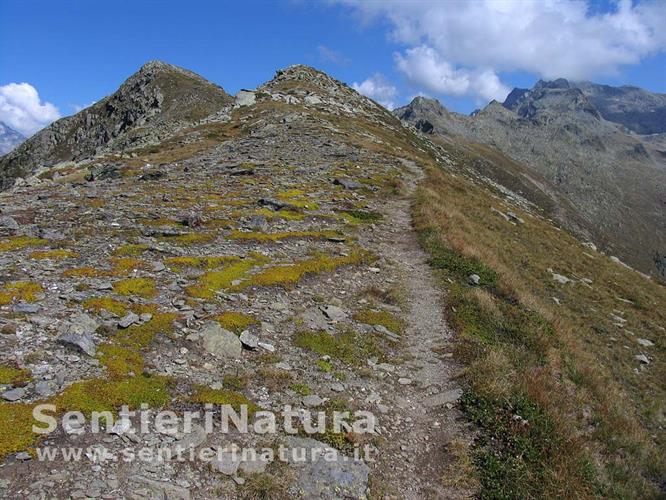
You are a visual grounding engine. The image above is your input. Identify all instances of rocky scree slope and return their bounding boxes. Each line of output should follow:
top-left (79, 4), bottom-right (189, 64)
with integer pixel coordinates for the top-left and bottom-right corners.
top-left (396, 81), bottom-right (666, 280)
top-left (0, 61), bottom-right (233, 190)
top-left (0, 64), bottom-right (472, 499)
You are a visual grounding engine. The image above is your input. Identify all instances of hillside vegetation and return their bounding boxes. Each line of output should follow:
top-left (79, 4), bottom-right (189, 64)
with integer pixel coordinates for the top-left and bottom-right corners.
top-left (414, 141), bottom-right (665, 497)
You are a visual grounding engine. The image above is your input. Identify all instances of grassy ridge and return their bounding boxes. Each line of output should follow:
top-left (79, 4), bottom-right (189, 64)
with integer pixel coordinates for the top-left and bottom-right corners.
top-left (414, 159), bottom-right (665, 498)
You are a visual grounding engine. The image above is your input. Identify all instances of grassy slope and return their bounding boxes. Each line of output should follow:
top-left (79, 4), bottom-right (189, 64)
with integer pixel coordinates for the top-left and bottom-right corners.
top-left (414, 144), bottom-right (665, 498)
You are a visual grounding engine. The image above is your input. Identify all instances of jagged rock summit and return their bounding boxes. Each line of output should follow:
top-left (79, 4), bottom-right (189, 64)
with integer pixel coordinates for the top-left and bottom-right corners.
top-left (0, 60), bottom-right (232, 189)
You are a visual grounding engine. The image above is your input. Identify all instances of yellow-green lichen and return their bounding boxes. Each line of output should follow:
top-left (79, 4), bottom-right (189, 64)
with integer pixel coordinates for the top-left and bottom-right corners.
top-left (0, 365), bottom-right (31, 385)
top-left (165, 255), bottom-right (240, 270)
top-left (29, 249), bottom-right (78, 260)
top-left (113, 278), bottom-right (157, 298)
top-left (235, 252), bottom-right (365, 290)
top-left (97, 344), bottom-right (143, 379)
top-left (0, 281), bottom-right (43, 305)
top-left (229, 230), bottom-right (339, 242)
top-left (215, 311), bottom-right (257, 333)
top-left (53, 374), bottom-right (173, 416)
top-left (276, 190), bottom-right (319, 210)
top-left (290, 382), bottom-right (311, 396)
top-left (294, 329), bottom-right (381, 365)
top-left (0, 403), bottom-right (38, 459)
top-left (82, 297), bottom-right (128, 316)
top-left (253, 208), bottom-right (304, 221)
top-left (109, 257), bottom-right (148, 274)
top-left (0, 236), bottom-right (48, 252)
top-left (354, 309), bottom-right (405, 334)
top-left (112, 244), bottom-right (150, 256)
top-left (112, 310), bottom-right (177, 349)
top-left (186, 255), bottom-right (270, 299)
top-left (160, 232), bottom-right (215, 246)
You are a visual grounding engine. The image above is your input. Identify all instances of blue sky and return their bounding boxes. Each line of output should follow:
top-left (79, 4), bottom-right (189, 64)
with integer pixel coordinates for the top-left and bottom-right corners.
top-left (1, 0), bottom-right (665, 136)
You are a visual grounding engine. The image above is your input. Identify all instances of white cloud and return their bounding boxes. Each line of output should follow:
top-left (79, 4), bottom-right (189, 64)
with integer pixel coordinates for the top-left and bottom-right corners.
top-left (339, 0), bottom-right (666, 102)
top-left (0, 83), bottom-right (61, 136)
top-left (317, 45), bottom-right (350, 65)
top-left (395, 46), bottom-right (510, 102)
top-left (352, 73), bottom-right (398, 109)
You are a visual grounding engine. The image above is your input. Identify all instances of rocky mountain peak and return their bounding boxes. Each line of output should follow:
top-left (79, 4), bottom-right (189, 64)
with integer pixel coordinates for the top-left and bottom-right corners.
top-left (506, 79), bottom-right (600, 120)
top-left (263, 64), bottom-right (354, 100)
top-left (0, 61), bottom-right (232, 189)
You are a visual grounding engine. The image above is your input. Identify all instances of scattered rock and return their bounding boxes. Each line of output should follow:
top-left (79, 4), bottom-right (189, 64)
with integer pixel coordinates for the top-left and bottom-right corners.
top-left (239, 330), bottom-right (259, 349)
top-left (2, 387), bottom-right (26, 401)
top-left (333, 178), bottom-right (363, 189)
top-left (320, 304), bottom-right (347, 322)
top-left (58, 331), bottom-right (96, 357)
top-left (235, 90), bottom-right (256, 107)
top-left (0, 215), bottom-right (19, 230)
top-left (210, 450), bottom-right (241, 476)
top-left (12, 303), bottom-right (41, 314)
top-left (302, 394), bottom-right (326, 407)
top-left (199, 321), bottom-right (242, 359)
top-left (635, 354), bottom-right (650, 364)
top-left (468, 274), bottom-right (481, 286)
top-left (118, 312), bottom-right (140, 328)
top-left (283, 436), bottom-right (370, 499)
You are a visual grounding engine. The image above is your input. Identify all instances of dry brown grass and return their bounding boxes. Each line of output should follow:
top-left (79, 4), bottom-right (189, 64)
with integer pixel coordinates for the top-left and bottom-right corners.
top-left (415, 157), bottom-right (665, 498)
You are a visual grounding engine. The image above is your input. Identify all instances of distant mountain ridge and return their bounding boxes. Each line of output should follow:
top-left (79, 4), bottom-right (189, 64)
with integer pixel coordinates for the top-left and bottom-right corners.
top-left (395, 79), bottom-right (666, 279)
top-left (0, 122), bottom-right (25, 156)
top-left (0, 61), bottom-right (233, 189)
top-left (504, 78), bottom-right (666, 134)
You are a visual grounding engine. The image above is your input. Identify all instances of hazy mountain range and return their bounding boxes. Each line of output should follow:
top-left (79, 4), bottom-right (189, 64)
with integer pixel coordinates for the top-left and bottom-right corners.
top-left (396, 79), bottom-right (666, 279)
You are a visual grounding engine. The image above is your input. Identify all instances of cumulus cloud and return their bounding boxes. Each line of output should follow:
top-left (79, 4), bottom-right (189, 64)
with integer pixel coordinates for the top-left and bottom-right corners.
top-left (352, 73), bottom-right (398, 109)
top-left (339, 0), bottom-right (666, 102)
top-left (395, 46), bottom-right (510, 102)
top-left (0, 83), bottom-right (61, 136)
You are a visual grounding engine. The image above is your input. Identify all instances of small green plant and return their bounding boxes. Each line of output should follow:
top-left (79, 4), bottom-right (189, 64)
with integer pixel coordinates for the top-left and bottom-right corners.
top-left (113, 277), bottom-right (157, 298)
top-left (290, 382), bottom-right (311, 396)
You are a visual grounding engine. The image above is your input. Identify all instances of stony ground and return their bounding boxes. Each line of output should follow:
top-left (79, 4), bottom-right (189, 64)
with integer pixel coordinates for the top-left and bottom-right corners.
top-left (0, 67), bottom-right (469, 499)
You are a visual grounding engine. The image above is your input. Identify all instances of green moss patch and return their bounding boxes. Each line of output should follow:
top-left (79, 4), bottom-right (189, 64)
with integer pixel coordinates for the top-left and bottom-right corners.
top-left (113, 243), bottom-right (150, 256)
top-left (29, 249), bottom-right (77, 260)
top-left (340, 209), bottom-right (382, 223)
top-left (113, 278), bottom-right (157, 298)
top-left (83, 297), bottom-right (128, 316)
top-left (186, 255), bottom-right (270, 299)
top-left (236, 252), bottom-right (367, 290)
top-left (354, 309), bottom-right (405, 334)
top-left (215, 311), bottom-right (257, 333)
top-left (294, 329), bottom-right (381, 365)
top-left (165, 255), bottom-right (240, 270)
top-left (0, 281), bottom-right (43, 305)
top-left (160, 232), bottom-right (215, 246)
top-left (0, 236), bottom-right (48, 252)
top-left (0, 365), bottom-right (31, 385)
top-left (229, 230), bottom-right (339, 242)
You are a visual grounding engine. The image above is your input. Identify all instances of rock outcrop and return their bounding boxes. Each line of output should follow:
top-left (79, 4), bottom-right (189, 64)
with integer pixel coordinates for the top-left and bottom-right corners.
top-left (0, 61), bottom-right (233, 189)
